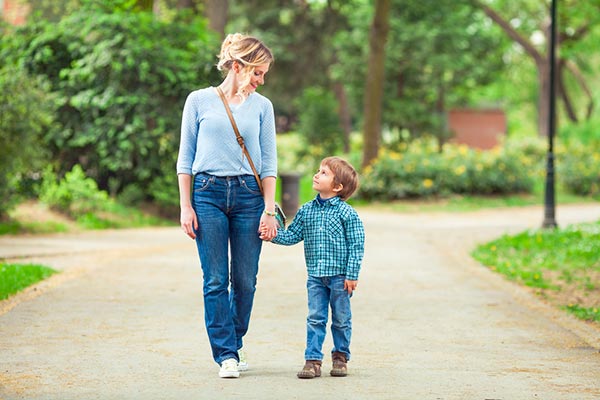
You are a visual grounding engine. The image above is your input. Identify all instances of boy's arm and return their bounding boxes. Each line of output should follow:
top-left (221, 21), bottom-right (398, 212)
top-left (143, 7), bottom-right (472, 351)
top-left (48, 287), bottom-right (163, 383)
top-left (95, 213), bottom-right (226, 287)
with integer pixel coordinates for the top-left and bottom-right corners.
top-left (344, 211), bottom-right (365, 281)
top-left (263, 207), bottom-right (305, 246)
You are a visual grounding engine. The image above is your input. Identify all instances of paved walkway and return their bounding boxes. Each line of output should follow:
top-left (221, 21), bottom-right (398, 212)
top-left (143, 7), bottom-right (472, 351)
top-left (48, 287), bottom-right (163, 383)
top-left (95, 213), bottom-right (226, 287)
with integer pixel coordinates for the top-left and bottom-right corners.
top-left (1, 204), bottom-right (599, 400)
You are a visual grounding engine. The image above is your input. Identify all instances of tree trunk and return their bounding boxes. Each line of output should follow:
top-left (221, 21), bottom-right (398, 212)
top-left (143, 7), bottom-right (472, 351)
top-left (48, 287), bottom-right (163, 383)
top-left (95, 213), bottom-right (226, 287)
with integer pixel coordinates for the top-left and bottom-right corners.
top-left (136, 0), bottom-right (154, 11)
top-left (536, 60), bottom-right (550, 138)
top-left (362, 0), bottom-right (391, 169)
top-left (333, 82), bottom-right (352, 153)
top-left (205, 0), bottom-right (228, 40)
top-left (435, 81), bottom-right (447, 153)
top-left (177, 0), bottom-right (195, 8)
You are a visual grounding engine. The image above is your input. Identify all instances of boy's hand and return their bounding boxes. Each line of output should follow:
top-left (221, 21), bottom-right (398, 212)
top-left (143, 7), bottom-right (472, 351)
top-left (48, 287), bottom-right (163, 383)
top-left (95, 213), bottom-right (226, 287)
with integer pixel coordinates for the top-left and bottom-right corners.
top-left (344, 280), bottom-right (358, 294)
top-left (258, 222), bottom-right (272, 241)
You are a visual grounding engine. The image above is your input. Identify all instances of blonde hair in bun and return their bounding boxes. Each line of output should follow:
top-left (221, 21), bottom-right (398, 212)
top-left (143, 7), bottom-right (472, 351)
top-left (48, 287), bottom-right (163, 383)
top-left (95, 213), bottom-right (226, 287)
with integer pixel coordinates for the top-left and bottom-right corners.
top-left (217, 33), bottom-right (274, 98)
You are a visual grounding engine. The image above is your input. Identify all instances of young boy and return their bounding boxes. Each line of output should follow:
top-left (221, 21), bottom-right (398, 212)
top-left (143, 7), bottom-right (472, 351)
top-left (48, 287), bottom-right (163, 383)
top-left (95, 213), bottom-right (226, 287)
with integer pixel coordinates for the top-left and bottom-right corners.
top-left (260, 156), bottom-right (365, 379)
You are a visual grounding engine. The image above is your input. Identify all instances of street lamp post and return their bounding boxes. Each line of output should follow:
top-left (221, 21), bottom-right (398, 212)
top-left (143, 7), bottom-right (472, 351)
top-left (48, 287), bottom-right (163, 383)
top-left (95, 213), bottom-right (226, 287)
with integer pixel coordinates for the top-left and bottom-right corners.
top-left (542, 0), bottom-right (558, 229)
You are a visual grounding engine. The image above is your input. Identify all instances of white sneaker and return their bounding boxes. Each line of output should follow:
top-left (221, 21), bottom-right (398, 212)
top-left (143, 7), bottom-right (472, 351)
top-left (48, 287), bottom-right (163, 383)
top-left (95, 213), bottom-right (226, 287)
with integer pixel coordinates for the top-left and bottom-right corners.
top-left (238, 349), bottom-right (248, 372)
top-left (219, 358), bottom-right (240, 378)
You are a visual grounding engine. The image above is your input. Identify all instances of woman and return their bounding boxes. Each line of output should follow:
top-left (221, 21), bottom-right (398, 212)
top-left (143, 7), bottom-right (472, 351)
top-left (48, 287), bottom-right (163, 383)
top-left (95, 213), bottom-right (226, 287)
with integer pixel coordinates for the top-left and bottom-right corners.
top-left (176, 33), bottom-right (278, 378)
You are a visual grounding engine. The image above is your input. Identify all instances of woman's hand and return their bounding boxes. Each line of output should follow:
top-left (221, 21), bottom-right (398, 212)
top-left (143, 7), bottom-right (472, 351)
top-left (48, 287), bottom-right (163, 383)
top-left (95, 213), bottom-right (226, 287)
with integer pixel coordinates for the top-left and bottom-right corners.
top-left (258, 212), bottom-right (278, 241)
top-left (180, 204), bottom-right (198, 239)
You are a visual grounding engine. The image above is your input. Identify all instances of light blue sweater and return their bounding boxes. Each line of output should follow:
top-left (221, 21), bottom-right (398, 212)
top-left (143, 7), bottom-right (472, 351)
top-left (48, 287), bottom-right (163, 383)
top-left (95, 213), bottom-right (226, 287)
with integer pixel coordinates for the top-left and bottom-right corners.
top-left (176, 87), bottom-right (277, 179)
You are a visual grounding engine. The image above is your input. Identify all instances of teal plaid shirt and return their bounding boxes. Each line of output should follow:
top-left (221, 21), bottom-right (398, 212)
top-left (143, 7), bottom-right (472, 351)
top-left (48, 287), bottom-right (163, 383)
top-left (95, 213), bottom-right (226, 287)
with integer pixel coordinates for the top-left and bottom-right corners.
top-left (271, 195), bottom-right (365, 280)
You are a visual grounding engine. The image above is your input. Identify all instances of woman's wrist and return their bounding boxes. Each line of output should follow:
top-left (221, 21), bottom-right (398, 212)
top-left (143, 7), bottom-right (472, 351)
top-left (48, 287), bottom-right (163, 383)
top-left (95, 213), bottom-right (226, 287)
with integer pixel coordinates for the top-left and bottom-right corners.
top-left (264, 209), bottom-right (277, 217)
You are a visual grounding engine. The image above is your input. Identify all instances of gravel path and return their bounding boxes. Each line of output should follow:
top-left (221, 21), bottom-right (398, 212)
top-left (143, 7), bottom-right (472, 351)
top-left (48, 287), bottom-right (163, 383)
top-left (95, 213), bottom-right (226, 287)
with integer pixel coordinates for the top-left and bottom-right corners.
top-left (1, 204), bottom-right (599, 400)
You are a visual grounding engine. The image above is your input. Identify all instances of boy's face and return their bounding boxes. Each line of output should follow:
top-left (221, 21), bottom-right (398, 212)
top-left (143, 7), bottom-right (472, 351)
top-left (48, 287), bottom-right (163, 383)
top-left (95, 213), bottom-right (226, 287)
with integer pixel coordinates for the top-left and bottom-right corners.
top-left (313, 163), bottom-right (340, 199)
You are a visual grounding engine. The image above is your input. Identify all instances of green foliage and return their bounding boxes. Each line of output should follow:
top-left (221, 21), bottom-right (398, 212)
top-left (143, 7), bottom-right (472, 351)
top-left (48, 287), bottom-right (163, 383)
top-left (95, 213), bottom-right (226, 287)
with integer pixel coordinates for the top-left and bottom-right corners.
top-left (230, 0), bottom-right (355, 120)
top-left (0, 66), bottom-right (53, 218)
top-left (359, 138), bottom-right (539, 200)
top-left (560, 117), bottom-right (600, 145)
top-left (564, 305), bottom-right (600, 323)
top-left (559, 141), bottom-right (600, 197)
top-left (472, 220), bottom-right (600, 321)
top-left (5, 2), bottom-right (220, 200)
top-left (331, 0), bottom-right (509, 141)
top-left (39, 165), bottom-right (109, 218)
top-left (0, 263), bottom-right (57, 300)
top-left (295, 87), bottom-right (344, 154)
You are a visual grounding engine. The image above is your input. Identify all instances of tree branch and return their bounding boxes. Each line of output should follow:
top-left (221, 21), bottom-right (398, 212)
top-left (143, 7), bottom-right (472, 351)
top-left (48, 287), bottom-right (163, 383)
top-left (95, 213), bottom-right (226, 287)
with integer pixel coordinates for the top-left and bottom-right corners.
top-left (472, 0), bottom-right (545, 65)
top-left (565, 59), bottom-right (594, 120)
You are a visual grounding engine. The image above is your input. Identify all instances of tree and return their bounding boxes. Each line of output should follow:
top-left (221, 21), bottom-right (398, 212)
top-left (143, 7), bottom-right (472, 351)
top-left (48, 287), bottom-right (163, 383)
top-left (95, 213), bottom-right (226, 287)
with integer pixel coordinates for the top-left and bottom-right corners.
top-left (204, 0), bottom-right (227, 39)
top-left (362, 0), bottom-right (390, 168)
top-left (230, 0), bottom-right (354, 130)
top-left (8, 2), bottom-right (220, 202)
top-left (473, 0), bottom-right (599, 136)
top-left (0, 67), bottom-right (53, 218)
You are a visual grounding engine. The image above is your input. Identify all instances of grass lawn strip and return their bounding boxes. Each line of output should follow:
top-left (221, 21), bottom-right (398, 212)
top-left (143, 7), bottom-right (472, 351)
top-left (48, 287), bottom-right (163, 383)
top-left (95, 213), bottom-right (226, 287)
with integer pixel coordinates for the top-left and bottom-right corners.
top-left (472, 220), bottom-right (600, 323)
top-left (0, 263), bottom-right (58, 300)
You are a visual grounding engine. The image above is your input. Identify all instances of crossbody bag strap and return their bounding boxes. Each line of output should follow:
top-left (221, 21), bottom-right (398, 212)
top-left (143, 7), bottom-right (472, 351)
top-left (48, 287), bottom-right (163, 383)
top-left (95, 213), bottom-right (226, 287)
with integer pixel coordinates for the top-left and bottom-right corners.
top-left (216, 86), bottom-right (264, 195)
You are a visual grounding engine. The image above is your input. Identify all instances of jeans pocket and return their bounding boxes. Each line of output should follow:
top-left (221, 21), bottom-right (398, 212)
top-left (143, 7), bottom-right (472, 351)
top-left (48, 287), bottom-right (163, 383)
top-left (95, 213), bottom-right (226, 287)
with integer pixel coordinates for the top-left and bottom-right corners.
top-left (240, 176), bottom-right (262, 195)
top-left (194, 174), bottom-right (213, 192)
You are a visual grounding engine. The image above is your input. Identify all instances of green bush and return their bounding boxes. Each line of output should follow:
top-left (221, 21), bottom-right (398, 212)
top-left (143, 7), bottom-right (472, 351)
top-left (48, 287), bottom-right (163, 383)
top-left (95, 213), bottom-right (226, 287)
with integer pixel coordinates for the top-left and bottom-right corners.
top-left (359, 137), bottom-right (538, 200)
top-left (4, 2), bottom-right (219, 201)
top-left (0, 66), bottom-right (53, 218)
top-left (559, 141), bottom-right (600, 197)
top-left (39, 165), bottom-right (109, 218)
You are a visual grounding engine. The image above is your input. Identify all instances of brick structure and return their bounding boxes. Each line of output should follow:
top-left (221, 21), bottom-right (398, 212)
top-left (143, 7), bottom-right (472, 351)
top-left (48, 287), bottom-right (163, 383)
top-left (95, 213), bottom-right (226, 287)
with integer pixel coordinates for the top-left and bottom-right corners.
top-left (1, 0), bottom-right (30, 26)
top-left (448, 108), bottom-right (506, 150)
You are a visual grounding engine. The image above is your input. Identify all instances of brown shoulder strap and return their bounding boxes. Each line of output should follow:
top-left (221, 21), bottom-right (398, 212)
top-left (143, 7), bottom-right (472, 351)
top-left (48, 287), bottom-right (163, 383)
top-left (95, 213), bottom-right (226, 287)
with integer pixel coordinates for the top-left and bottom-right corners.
top-left (216, 87), bottom-right (264, 194)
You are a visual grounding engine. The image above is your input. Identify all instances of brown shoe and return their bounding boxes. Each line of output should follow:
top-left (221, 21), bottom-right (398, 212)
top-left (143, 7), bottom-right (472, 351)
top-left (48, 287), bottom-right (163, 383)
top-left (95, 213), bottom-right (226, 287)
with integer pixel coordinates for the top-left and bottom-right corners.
top-left (297, 360), bottom-right (322, 379)
top-left (330, 352), bottom-right (347, 377)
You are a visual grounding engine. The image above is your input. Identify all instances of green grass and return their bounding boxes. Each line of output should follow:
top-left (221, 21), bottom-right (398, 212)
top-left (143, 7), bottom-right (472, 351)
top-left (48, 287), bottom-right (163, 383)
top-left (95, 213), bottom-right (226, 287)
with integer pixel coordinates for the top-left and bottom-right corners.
top-left (0, 263), bottom-right (58, 300)
top-left (0, 201), bottom-right (175, 236)
top-left (563, 305), bottom-right (600, 322)
top-left (74, 201), bottom-right (175, 230)
top-left (0, 220), bottom-right (69, 235)
top-left (472, 220), bottom-right (600, 322)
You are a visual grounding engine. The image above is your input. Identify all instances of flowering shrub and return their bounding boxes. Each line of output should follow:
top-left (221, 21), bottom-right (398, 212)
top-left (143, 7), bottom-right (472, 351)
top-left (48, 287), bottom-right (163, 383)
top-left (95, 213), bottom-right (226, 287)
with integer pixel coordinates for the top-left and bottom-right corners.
top-left (359, 138), bottom-right (541, 200)
top-left (559, 142), bottom-right (600, 197)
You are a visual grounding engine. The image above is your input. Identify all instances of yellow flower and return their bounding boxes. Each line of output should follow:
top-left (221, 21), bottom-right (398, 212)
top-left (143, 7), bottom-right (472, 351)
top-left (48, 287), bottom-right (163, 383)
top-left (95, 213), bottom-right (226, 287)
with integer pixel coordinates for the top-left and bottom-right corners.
top-left (422, 179), bottom-right (433, 188)
top-left (459, 145), bottom-right (469, 155)
top-left (454, 165), bottom-right (466, 175)
top-left (389, 152), bottom-right (402, 160)
top-left (490, 245), bottom-right (497, 251)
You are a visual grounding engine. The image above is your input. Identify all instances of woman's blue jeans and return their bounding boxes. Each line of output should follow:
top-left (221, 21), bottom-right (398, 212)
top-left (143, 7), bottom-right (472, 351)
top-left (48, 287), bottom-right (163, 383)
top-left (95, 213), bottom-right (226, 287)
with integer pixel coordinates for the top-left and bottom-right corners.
top-left (304, 275), bottom-right (352, 361)
top-left (192, 173), bottom-right (264, 365)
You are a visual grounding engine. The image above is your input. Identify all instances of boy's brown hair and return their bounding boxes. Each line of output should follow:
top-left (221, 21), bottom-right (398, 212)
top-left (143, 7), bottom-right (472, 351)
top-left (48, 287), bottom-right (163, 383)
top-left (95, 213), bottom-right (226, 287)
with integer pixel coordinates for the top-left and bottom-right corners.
top-left (321, 156), bottom-right (359, 201)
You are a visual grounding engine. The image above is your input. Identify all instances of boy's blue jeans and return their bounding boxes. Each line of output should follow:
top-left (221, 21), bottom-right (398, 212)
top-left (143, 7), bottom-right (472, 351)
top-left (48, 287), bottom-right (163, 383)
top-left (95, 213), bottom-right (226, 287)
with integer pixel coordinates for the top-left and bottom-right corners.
top-left (304, 275), bottom-right (352, 361)
top-left (192, 173), bottom-right (264, 365)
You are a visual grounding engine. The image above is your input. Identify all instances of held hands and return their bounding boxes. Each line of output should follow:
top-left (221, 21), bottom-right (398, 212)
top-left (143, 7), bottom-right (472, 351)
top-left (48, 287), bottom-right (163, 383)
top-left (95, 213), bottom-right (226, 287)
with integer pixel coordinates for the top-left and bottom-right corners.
top-left (258, 212), bottom-right (278, 241)
top-left (180, 204), bottom-right (198, 239)
top-left (344, 279), bottom-right (358, 295)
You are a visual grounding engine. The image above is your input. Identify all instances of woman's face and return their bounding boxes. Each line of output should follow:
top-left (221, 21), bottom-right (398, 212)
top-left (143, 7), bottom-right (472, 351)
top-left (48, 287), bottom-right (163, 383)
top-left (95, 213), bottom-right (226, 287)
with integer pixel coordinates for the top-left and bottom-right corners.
top-left (242, 63), bottom-right (270, 94)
